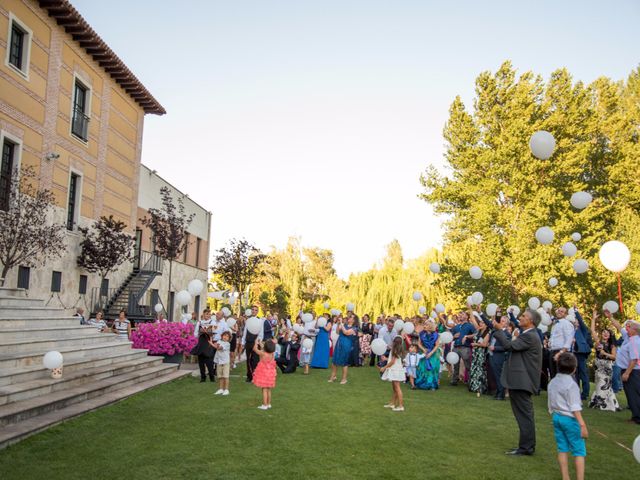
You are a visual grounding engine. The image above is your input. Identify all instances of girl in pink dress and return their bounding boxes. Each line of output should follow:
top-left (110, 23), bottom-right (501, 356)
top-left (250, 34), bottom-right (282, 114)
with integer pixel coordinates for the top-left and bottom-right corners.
top-left (252, 340), bottom-right (277, 410)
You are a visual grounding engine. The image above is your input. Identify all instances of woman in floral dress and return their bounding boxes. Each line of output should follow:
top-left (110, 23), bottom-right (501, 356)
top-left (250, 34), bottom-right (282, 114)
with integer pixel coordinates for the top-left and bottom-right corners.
top-left (469, 321), bottom-right (490, 396)
top-left (589, 310), bottom-right (619, 411)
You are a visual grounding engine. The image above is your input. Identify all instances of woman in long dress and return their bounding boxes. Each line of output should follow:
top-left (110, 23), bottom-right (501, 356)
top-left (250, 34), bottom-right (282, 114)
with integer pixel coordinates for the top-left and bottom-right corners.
top-left (329, 314), bottom-right (358, 384)
top-left (415, 319), bottom-right (440, 390)
top-left (469, 322), bottom-right (490, 396)
top-left (360, 314), bottom-right (373, 366)
top-left (589, 310), bottom-right (619, 411)
top-left (310, 316), bottom-right (332, 369)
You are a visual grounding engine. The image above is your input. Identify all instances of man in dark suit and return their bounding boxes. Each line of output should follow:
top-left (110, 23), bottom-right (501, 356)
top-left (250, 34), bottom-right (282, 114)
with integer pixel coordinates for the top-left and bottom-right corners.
top-left (493, 308), bottom-right (543, 456)
top-left (276, 332), bottom-right (301, 374)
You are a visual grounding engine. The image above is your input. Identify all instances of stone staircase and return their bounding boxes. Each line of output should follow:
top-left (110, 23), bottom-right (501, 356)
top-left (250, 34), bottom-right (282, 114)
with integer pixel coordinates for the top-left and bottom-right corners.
top-left (0, 289), bottom-right (191, 449)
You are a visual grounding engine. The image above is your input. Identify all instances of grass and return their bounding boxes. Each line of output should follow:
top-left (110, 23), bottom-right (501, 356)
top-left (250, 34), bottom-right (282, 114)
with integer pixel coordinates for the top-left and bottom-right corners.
top-left (0, 364), bottom-right (638, 480)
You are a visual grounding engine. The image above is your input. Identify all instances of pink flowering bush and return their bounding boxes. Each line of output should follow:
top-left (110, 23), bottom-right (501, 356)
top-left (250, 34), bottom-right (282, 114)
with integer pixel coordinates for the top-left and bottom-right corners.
top-left (131, 322), bottom-right (197, 356)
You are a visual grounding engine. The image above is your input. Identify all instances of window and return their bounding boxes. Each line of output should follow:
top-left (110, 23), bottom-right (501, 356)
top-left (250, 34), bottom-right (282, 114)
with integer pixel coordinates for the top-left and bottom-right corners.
top-left (168, 291), bottom-right (175, 321)
top-left (51, 271), bottom-right (62, 292)
top-left (17, 266), bottom-right (30, 290)
top-left (79, 274), bottom-right (88, 294)
top-left (66, 172), bottom-right (81, 230)
top-left (100, 278), bottom-right (109, 297)
top-left (71, 80), bottom-right (90, 141)
top-left (0, 138), bottom-right (16, 211)
top-left (195, 237), bottom-right (202, 268)
top-left (151, 289), bottom-right (159, 306)
top-left (5, 14), bottom-right (32, 78)
top-left (194, 295), bottom-right (200, 315)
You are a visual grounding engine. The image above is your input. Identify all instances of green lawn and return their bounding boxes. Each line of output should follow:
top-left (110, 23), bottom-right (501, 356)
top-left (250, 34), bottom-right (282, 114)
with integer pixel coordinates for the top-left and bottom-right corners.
top-left (0, 365), bottom-right (638, 480)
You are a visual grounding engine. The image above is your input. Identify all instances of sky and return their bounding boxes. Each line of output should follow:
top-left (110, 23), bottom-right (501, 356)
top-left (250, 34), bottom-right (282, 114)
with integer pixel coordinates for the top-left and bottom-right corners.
top-left (73, 0), bottom-right (640, 278)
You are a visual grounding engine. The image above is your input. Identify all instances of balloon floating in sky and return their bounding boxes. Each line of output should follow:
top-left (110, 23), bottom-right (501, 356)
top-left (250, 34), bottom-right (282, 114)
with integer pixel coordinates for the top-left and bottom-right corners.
top-left (549, 277), bottom-right (558, 288)
top-left (535, 227), bottom-right (554, 245)
top-left (528, 297), bottom-right (541, 310)
top-left (429, 262), bottom-right (441, 274)
top-left (435, 303), bottom-right (445, 313)
top-left (471, 291), bottom-right (484, 305)
top-left (599, 240), bottom-right (631, 273)
top-left (573, 259), bottom-right (589, 274)
top-left (571, 232), bottom-right (582, 242)
top-left (562, 242), bottom-right (577, 257)
top-left (602, 300), bottom-right (619, 314)
top-left (469, 266), bottom-right (483, 280)
top-left (418, 306), bottom-right (427, 315)
top-left (570, 191), bottom-right (593, 210)
top-left (486, 303), bottom-right (498, 316)
top-left (412, 292), bottom-right (422, 302)
top-left (529, 130), bottom-right (556, 160)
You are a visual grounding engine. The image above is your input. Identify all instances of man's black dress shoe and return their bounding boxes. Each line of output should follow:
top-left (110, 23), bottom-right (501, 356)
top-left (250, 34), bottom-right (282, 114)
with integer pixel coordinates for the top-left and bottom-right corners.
top-left (505, 448), bottom-right (534, 456)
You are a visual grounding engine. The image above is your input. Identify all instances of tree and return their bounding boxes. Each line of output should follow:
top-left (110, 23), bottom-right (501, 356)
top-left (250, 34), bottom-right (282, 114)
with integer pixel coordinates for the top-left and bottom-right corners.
top-left (0, 166), bottom-right (66, 284)
top-left (420, 61), bottom-right (640, 309)
top-left (140, 186), bottom-right (194, 319)
top-left (77, 215), bottom-right (135, 287)
top-left (211, 239), bottom-right (265, 314)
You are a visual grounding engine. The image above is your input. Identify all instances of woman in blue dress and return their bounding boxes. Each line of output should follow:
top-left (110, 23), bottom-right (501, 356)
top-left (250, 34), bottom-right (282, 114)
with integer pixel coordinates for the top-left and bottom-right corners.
top-left (329, 314), bottom-right (358, 384)
top-left (415, 319), bottom-right (441, 390)
top-left (310, 316), bottom-right (332, 369)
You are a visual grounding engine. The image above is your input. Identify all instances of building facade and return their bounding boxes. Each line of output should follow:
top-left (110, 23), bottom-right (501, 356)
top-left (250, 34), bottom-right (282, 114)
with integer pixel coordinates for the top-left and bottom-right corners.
top-left (0, 1), bottom-right (210, 320)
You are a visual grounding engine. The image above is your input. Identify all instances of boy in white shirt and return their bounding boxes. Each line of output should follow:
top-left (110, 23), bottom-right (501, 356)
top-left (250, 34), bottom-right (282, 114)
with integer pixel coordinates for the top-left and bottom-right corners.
top-left (547, 353), bottom-right (588, 480)
top-left (214, 331), bottom-right (232, 396)
top-left (404, 343), bottom-right (424, 389)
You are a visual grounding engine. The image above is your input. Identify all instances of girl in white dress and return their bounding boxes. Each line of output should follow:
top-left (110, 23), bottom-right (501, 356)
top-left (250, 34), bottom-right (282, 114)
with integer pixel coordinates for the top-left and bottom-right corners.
top-left (380, 336), bottom-right (406, 411)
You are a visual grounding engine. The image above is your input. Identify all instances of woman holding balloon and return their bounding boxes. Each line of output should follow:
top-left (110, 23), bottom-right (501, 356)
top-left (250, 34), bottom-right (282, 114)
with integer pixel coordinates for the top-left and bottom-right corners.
top-left (329, 314), bottom-right (359, 384)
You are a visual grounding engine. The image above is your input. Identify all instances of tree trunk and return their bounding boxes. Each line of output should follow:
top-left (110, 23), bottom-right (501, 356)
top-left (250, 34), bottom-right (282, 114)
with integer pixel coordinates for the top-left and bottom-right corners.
top-left (168, 259), bottom-right (173, 321)
top-left (0, 263), bottom-right (8, 287)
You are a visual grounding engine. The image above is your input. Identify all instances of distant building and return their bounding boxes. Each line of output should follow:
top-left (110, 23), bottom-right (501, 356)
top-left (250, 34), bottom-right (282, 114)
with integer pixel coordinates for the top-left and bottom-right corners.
top-left (0, 0), bottom-right (210, 320)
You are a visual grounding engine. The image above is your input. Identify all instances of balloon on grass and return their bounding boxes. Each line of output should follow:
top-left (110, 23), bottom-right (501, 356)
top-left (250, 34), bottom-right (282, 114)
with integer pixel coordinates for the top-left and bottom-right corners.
top-left (371, 338), bottom-right (387, 356)
top-left (602, 300), bottom-right (619, 314)
top-left (570, 191), bottom-right (592, 210)
top-left (573, 259), bottom-right (589, 274)
top-left (535, 227), bottom-right (554, 245)
top-left (633, 434), bottom-right (640, 463)
top-left (528, 297), bottom-right (541, 310)
top-left (599, 240), bottom-right (631, 273)
top-left (562, 242), bottom-right (577, 257)
top-left (529, 131), bottom-right (556, 160)
top-left (43, 351), bottom-right (63, 369)
top-left (429, 262), bottom-right (441, 274)
top-left (446, 352), bottom-right (460, 365)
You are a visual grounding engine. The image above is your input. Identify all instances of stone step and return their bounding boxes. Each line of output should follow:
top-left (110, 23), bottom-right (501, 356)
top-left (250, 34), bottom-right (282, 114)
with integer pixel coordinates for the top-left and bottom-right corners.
top-left (0, 349), bottom-right (150, 387)
top-left (0, 363), bottom-right (181, 427)
top-left (0, 325), bottom-right (102, 341)
top-left (0, 316), bottom-right (81, 329)
top-left (0, 297), bottom-right (44, 307)
top-left (0, 306), bottom-right (69, 319)
top-left (0, 332), bottom-right (120, 354)
top-left (0, 355), bottom-right (165, 405)
top-left (0, 369), bottom-right (191, 449)
top-left (0, 340), bottom-right (135, 370)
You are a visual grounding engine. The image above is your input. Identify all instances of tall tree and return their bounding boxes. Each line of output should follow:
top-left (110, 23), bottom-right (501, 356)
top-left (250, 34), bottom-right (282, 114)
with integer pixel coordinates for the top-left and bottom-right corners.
top-left (211, 239), bottom-right (265, 314)
top-left (140, 186), bottom-right (194, 319)
top-left (77, 215), bottom-right (135, 287)
top-left (0, 166), bottom-right (66, 284)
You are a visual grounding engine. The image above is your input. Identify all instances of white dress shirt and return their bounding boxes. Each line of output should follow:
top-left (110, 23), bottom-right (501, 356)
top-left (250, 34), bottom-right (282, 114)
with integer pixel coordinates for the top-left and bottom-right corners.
top-left (549, 318), bottom-right (575, 351)
top-left (211, 318), bottom-right (230, 341)
top-left (378, 325), bottom-right (395, 349)
top-left (548, 373), bottom-right (582, 417)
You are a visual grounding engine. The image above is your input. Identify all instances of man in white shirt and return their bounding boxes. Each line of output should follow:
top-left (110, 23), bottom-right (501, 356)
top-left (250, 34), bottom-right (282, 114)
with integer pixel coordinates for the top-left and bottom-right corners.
top-left (376, 318), bottom-right (396, 367)
top-left (241, 305), bottom-right (264, 382)
top-left (548, 307), bottom-right (575, 379)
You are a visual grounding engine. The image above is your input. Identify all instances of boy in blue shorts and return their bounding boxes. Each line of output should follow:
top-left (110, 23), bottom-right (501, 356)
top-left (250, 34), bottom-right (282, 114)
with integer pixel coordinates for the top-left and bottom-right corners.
top-left (548, 352), bottom-right (588, 480)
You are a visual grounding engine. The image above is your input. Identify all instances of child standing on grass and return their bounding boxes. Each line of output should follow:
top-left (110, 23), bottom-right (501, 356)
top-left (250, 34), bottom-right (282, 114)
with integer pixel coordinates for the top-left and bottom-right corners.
top-left (381, 336), bottom-right (406, 411)
top-left (404, 343), bottom-right (424, 390)
top-left (300, 340), bottom-right (312, 375)
top-left (548, 353), bottom-right (588, 480)
top-left (214, 331), bottom-right (231, 396)
top-left (252, 340), bottom-right (277, 410)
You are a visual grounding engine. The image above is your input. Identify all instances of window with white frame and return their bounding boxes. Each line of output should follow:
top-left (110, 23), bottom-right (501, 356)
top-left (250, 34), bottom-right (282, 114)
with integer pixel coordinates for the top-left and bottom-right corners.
top-left (5, 13), bottom-right (32, 78)
top-left (66, 171), bottom-right (82, 231)
top-left (71, 78), bottom-right (91, 142)
top-left (0, 131), bottom-right (21, 211)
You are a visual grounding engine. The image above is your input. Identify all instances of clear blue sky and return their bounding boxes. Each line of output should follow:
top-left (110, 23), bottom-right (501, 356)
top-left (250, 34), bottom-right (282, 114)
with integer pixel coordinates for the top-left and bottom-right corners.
top-left (73, 0), bottom-right (640, 277)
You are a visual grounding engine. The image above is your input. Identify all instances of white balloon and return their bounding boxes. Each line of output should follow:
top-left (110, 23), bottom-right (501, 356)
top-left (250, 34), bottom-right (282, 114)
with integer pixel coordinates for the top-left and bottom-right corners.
top-left (471, 292), bottom-right (484, 305)
top-left (402, 322), bottom-right (415, 335)
top-left (393, 319), bottom-right (405, 332)
top-left (528, 297), bottom-right (541, 310)
top-left (562, 242), bottom-right (577, 257)
top-left (228, 296), bottom-right (237, 305)
top-left (538, 324), bottom-right (548, 334)
top-left (573, 259), bottom-right (589, 274)
top-left (302, 338), bottom-right (314, 350)
top-left (469, 266), bottom-right (483, 280)
top-left (633, 434), bottom-right (640, 464)
top-left (439, 331), bottom-right (453, 345)
top-left (154, 303), bottom-right (163, 313)
top-left (246, 316), bottom-right (262, 335)
top-left (226, 318), bottom-right (236, 328)
top-left (330, 308), bottom-right (341, 316)
top-left (317, 317), bottom-right (327, 328)
top-left (486, 303), bottom-right (498, 317)
top-left (371, 338), bottom-right (387, 356)
top-left (446, 351), bottom-right (460, 365)
top-left (175, 290), bottom-right (191, 306)
top-left (302, 313), bottom-right (314, 323)
top-left (323, 302), bottom-right (330, 310)
top-left (293, 324), bottom-right (304, 334)
top-left (245, 308), bottom-right (253, 316)
top-left (571, 232), bottom-right (582, 242)
top-left (599, 240), bottom-right (631, 273)
top-left (221, 307), bottom-right (231, 317)
top-left (466, 296), bottom-right (473, 306)
top-left (429, 262), bottom-right (441, 274)
top-left (43, 351), bottom-right (63, 369)
top-left (636, 301), bottom-right (640, 315)
top-left (540, 314), bottom-right (552, 326)
top-left (187, 279), bottom-right (204, 296)
top-left (435, 303), bottom-right (445, 313)
top-left (529, 130), bottom-right (556, 160)
top-left (430, 312), bottom-right (437, 319)
top-left (549, 277), bottom-right (558, 288)
top-left (570, 191), bottom-right (593, 210)
top-left (602, 300), bottom-right (619, 314)
top-left (418, 306), bottom-right (427, 315)
top-left (535, 226), bottom-right (554, 245)
top-left (412, 291), bottom-right (422, 302)
top-left (508, 305), bottom-right (521, 317)
top-left (542, 300), bottom-right (553, 312)
top-left (346, 302), bottom-right (355, 312)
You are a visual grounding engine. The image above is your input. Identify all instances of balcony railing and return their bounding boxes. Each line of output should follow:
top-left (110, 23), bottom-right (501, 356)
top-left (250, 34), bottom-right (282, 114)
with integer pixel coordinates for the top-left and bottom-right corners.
top-left (71, 108), bottom-right (89, 141)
